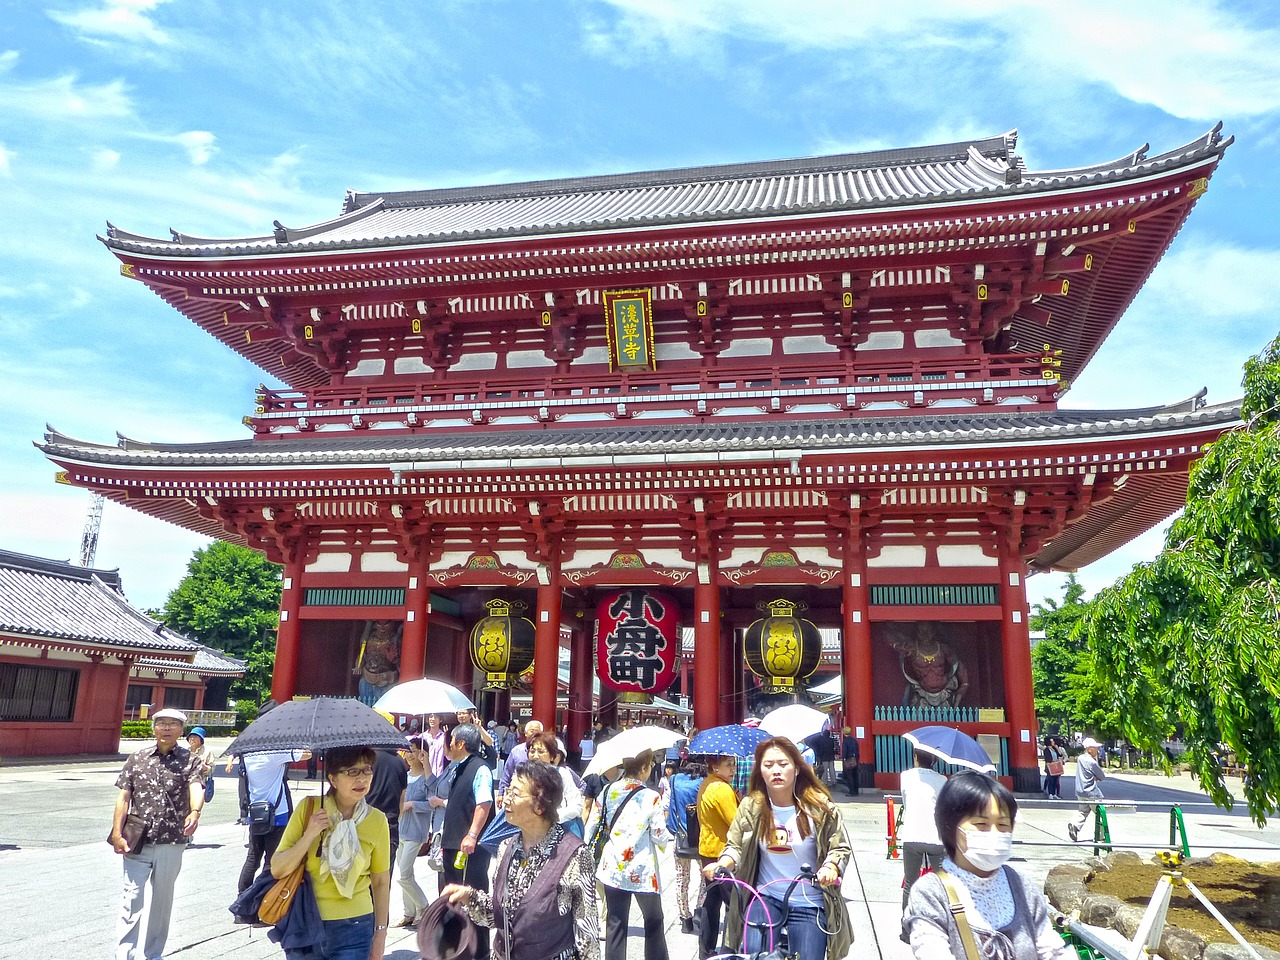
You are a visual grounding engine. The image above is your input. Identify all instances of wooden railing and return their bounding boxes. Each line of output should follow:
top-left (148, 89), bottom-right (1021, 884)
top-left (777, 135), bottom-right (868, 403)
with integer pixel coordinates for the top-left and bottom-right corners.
top-left (245, 351), bottom-right (1059, 436)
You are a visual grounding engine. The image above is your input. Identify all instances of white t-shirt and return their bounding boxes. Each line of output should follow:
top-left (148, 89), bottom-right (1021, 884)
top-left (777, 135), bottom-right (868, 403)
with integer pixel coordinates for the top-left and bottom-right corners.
top-left (242, 750), bottom-right (306, 823)
top-left (755, 802), bottom-right (823, 907)
top-left (899, 766), bottom-right (948, 845)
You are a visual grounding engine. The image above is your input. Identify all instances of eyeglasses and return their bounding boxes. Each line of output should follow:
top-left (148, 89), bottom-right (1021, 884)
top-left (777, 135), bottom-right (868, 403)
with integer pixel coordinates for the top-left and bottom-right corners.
top-left (335, 766), bottom-right (374, 778)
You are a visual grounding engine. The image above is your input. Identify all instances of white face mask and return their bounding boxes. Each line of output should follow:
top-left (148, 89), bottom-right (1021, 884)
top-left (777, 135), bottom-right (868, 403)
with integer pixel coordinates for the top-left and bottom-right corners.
top-left (960, 827), bottom-right (1013, 872)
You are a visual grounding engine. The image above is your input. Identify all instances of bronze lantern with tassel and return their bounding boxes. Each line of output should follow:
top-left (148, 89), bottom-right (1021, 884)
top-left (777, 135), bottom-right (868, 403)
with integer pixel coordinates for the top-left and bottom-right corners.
top-left (743, 598), bottom-right (822, 694)
top-left (469, 598), bottom-right (535, 689)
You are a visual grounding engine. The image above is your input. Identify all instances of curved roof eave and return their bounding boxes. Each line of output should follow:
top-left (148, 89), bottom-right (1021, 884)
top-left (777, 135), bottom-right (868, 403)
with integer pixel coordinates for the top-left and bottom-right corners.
top-left (37, 400), bottom-right (1242, 471)
top-left (98, 127), bottom-right (1228, 260)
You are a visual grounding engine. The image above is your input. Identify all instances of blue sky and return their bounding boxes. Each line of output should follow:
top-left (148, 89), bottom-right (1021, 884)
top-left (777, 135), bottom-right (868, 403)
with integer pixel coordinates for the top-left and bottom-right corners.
top-left (2, 0), bottom-right (1279, 613)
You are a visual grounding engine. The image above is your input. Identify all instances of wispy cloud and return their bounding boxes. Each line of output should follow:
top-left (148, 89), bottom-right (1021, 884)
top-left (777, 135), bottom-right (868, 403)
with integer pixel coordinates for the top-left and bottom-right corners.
top-left (1068, 237), bottom-right (1280, 410)
top-left (48, 0), bottom-right (173, 47)
top-left (0, 69), bottom-right (134, 120)
top-left (588, 0), bottom-right (1280, 120)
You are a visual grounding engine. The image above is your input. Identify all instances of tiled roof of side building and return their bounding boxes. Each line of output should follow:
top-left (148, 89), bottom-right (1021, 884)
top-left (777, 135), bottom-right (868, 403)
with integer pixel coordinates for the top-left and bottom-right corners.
top-left (138, 643), bottom-right (246, 676)
top-left (101, 126), bottom-right (1230, 256)
top-left (0, 548), bottom-right (198, 654)
top-left (39, 398), bottom-right (1242, 468)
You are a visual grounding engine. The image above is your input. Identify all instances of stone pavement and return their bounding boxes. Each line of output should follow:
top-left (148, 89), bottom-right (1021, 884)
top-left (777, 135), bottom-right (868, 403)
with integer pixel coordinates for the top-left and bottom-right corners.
top-left (1, 745), bottom-right (1276, 960)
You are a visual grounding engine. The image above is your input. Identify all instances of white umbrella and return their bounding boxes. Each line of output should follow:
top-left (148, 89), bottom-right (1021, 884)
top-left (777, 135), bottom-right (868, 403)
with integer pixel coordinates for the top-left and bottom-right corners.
top-left (760, 704), bottom-right (829, 745)
top-left (373, 677), bottom-right (475, 716)
top-left (583, 725), bottom-right (683, 778)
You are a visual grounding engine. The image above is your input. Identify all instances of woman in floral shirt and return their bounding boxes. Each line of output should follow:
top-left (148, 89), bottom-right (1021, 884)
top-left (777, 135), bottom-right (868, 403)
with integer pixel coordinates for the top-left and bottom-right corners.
top-left (583, 749), bottom-right (670, 960)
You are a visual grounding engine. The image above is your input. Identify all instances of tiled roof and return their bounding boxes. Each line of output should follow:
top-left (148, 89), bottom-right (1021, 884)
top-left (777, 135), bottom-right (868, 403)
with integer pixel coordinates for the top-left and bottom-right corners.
top-left (102, 127), bottom-right (1230, 257)
top-left (39, 398), bottom-right (1242, 470)
top-left (0, 548), bottom-right (202, 656)
top-left (138, 644), bottom-right (245, 676)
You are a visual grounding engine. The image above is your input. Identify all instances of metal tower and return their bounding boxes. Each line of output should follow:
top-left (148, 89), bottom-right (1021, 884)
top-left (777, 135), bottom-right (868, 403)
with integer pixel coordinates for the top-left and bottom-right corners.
top-left (79, 493), bottom-right (105, 567)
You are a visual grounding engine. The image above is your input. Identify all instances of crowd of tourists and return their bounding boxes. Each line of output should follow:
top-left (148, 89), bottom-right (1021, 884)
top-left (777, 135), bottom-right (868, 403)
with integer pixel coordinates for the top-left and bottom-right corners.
top-left (108, 708), bottom-right (1075, 960)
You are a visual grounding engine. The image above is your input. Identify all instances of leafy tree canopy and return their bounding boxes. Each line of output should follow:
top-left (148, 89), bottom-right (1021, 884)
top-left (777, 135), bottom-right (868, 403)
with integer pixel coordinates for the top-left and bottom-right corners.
top-left (1078, 332), bottom-right (1280, 824)
top-left (161, 541), bottom-right (282, 660)
top-left (1031, 575), bottom-right (1122, 739)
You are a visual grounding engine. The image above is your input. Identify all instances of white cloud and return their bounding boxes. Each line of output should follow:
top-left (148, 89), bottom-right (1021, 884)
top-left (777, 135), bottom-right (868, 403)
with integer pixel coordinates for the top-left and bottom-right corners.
top-left (158, 129), bottom-right (215, 165)
top-left (0, 143), bottom-right (12, 176)
top-left (48, 0), bottom-right (173, 46)
top-left (589, 0), bottom-right (1280, 120)
top-left (92, 147), bottom-right (121, 170)
top-left (0, 72), bottom-right (133, 120)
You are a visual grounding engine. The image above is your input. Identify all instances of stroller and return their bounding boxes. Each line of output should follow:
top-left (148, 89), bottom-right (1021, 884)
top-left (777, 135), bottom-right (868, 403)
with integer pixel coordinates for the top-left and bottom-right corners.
top-left (707, 863), bottom-right (840, 960)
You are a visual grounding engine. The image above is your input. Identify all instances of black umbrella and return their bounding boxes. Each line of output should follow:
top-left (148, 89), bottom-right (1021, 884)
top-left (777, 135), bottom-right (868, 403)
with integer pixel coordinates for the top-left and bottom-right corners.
top-left (223, 697), bottom-right (408, 755)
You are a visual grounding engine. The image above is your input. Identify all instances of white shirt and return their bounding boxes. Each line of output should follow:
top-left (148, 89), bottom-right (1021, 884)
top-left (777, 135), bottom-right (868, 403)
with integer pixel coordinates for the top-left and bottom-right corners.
top-left (242, 750), bottom-right (306, 815)
top-left (755, 802), bottom-right (823, 907)
top-left (899, 766), bottom-right (948, 844)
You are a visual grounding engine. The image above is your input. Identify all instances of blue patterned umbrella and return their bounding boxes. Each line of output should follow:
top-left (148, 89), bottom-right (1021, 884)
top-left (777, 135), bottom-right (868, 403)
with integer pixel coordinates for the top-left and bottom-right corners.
top-left (904, 725), bottom-right (996, 773)
top-left (688, 724), bottom-right (771, 758)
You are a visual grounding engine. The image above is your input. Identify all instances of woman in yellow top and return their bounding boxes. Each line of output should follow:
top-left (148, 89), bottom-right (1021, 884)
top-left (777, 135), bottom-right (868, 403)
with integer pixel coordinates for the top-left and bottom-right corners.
top-left (272, 745), bottom-right (392, 960)
top-left (694, 754), bottom-right (739, 958)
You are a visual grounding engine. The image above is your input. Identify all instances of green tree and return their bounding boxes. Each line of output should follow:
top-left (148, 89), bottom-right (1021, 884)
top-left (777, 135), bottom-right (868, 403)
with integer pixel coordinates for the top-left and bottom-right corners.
top-left (1031, 575), bottom-right (1121, 739)
top-left (1078, 332), bottom-right (1280, 824)
top-left (162, 542), bottom-right (282, 708)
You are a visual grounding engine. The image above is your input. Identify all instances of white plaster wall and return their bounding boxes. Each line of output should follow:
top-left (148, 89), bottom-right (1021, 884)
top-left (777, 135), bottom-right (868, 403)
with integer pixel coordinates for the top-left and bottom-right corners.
top-left (914, 328), bottom-right (963, 348)
top-left (450, 352), bottom-right (498, 371)
top-left (570, 347), bottom-right (610, 366)
top-left (393, 356), bottom-right (434, 375)
top-left (867, 545), bottom-right (928, 567)
top-left (506, 350), bottom-right (556, 368)
top-left (347, 358), bottom-right (387, 377)
top-left (655, 341), bottom-right (702, 361)
top-left (936, 544), bottom-right (998, 567)
top-left (856, 331), bottom-right (905, 351)
top-left (307, 552), bottom-right (351, 573)
top-left (781, 335), bottom-right (838, 355)
top-left (720, 338), bottom-right (773, 358)
top-left (361, 552), bottom-right (408, 572)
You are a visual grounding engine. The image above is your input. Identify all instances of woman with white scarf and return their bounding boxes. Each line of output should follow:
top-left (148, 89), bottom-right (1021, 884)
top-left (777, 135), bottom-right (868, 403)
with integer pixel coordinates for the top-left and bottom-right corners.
top-left (272, 745), bottom-right (392, 960)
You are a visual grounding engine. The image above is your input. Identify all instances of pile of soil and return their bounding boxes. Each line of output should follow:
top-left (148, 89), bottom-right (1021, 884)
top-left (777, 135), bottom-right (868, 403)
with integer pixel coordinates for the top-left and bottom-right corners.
top-left (1085, 855), bottom-right (1280, 951)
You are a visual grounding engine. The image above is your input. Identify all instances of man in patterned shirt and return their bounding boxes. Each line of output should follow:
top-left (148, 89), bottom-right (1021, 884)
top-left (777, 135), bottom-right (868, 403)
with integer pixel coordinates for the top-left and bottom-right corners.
top-left (109, 707), bottom-right (205, 960)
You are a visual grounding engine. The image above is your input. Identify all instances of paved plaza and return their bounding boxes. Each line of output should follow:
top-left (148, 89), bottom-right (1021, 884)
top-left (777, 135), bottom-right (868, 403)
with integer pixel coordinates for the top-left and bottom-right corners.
top-left (1, 744), bottom-right (1276, 960)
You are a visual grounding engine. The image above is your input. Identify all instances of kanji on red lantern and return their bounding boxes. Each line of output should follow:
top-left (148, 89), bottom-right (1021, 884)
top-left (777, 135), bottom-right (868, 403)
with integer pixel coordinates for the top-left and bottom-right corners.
top-left (594, 588), bottom-right (680, 696)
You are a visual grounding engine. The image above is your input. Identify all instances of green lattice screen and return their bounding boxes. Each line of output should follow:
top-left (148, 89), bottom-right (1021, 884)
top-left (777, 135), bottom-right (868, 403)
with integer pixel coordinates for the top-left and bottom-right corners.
top-left (870, 584), bottom-right (998, 606)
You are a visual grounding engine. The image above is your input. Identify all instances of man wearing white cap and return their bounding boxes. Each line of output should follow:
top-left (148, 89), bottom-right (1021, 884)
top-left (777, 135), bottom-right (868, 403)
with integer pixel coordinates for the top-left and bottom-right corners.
top-left (1067, 737), bottom-right (1107, 842)
top-left (109, 708), bottom-right (205, 960)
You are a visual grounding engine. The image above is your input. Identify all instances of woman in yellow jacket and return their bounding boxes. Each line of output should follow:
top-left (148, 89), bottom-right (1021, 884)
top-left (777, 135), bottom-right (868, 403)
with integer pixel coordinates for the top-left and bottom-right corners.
top-left (694, 754), bottom-right (739, 959)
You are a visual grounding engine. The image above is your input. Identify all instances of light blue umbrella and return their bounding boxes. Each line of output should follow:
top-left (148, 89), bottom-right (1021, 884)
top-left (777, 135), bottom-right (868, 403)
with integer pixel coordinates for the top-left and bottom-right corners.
top-left (904, 725), bottom-right (996, 772)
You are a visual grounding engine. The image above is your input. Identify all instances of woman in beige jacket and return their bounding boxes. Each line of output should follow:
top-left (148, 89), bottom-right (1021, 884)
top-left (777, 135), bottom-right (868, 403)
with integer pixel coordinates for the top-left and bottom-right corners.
top-left (704, 737), bottom-right (853, 960)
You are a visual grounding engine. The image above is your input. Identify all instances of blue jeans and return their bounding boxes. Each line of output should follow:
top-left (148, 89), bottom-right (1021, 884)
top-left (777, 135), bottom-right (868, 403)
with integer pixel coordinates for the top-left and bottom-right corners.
top-left (286, 914), bottom-right (374, 960)
top-left (744, 895), bottom-right (827, 960)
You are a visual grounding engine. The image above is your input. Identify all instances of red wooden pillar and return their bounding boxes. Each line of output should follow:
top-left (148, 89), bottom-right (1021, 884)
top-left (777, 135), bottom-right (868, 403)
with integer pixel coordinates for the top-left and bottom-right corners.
top-left (693, 561), bottom-right (721, 732)
top-left (400, 554), bottom-right (429, 681)
top-left (271, 546), bottom-right (306, 703)
top-left (567, 620), bottom-right (593, 755)
top-left (532, 563), bottom-right (562, 726)
top-left (999, 538), bottom-right (1041, 792)
top-left (842, 516), bottom-right (874, 786)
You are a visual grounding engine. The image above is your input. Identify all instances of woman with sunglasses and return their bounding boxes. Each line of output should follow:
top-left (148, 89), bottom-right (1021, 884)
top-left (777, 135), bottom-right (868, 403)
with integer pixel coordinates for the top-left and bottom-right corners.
top-left (525, 732), bottom-right (586, 837)
top-left (903, 771), bottom-right (1070, 960)
top-left (704, 737), bottom-right (852, 960)
top-left (443, 760), bottom-right (598, 960)
top-left (271, 745), bottom-right (392, 960)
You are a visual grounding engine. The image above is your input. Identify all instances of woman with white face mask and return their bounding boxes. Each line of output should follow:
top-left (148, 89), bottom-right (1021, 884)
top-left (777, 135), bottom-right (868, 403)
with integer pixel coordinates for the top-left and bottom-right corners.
top-left (903, 771), bottom-right (1071, 960)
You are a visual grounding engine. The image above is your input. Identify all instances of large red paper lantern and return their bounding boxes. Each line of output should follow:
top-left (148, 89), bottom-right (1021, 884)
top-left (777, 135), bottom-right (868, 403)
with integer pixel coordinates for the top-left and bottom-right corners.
top-left (594, 589), bottom-right (680, 701)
